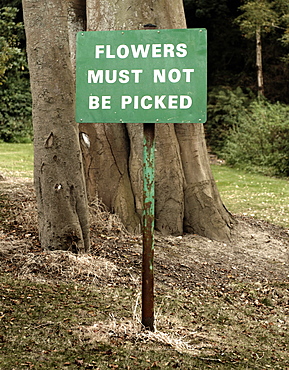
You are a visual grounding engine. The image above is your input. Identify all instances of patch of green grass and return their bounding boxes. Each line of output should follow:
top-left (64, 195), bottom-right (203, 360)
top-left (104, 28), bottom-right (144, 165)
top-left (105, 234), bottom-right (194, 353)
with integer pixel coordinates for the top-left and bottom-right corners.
top-left (0, 143), bottom-right (289, 227)
top-left (1, 273), bottom-right (289, 369)
top-left (212, 164), bottom-right (289, 227)
top-left (0, 143), bottom-right (33, 178)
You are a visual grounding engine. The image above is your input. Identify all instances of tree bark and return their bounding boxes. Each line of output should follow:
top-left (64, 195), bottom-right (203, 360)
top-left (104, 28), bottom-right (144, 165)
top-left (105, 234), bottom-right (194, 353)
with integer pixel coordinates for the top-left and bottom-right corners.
top-left (174, 123), bottom-right (232, 240)
top-left (256, 26), bottom-right (264, 97)
top-left (22, 0), bottom-right (90, 252)
top-left (79, 0), bottom-right (234, 241)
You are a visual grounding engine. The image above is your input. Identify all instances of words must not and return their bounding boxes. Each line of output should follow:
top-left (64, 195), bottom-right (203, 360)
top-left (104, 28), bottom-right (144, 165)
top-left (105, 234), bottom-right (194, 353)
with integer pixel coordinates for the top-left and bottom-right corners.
top-left (76, 29), bottom-right (207, 124)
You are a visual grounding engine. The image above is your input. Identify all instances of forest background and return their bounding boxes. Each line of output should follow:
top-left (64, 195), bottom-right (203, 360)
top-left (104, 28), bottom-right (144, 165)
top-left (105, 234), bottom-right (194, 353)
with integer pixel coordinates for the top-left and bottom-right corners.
top-left (1, 0), bottom-right (289, 177)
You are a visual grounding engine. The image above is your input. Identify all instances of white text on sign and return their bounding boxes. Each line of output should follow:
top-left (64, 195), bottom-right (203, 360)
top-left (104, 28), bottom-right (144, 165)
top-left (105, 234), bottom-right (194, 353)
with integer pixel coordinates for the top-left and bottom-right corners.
top-left (88, 42), bottom-right (195, 111)
top-left (95, 43), bottom-right (188, 59)
top-left (87, 69), bottom-right (195, 84)
top-left (89, 95), bottom-right (193, 110)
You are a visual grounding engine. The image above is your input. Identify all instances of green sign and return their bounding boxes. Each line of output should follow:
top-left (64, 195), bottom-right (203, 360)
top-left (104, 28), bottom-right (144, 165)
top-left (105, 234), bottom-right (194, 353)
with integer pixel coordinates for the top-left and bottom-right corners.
top-left (75, 28), bottom-right (207, 124)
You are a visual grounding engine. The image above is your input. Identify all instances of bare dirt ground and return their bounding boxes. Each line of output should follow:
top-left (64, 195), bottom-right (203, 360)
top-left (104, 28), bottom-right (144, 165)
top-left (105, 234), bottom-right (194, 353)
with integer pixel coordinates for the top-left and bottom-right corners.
top-left (1, 176), bottom-right (288, 289)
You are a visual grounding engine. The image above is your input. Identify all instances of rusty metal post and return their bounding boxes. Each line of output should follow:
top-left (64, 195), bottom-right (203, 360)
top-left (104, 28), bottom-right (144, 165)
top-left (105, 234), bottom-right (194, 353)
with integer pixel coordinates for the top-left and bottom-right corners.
top-left (142, 122), bottom-right (155, 331)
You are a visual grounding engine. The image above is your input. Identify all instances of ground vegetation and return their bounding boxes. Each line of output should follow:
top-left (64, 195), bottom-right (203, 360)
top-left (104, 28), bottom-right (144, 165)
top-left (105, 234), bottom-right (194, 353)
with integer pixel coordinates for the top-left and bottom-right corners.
top-left (0, 173), bottom-right (288, 369)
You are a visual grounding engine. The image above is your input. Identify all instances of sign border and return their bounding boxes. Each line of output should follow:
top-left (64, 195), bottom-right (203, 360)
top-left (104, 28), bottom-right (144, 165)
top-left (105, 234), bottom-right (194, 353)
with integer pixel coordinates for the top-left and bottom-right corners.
top-left (75, 28), bottom-right (207, 124)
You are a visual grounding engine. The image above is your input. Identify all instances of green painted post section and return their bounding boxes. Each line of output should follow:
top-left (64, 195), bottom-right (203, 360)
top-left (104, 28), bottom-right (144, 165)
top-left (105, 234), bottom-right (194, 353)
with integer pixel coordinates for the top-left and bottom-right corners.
top-left (142, 122), bottom-right (155, 331)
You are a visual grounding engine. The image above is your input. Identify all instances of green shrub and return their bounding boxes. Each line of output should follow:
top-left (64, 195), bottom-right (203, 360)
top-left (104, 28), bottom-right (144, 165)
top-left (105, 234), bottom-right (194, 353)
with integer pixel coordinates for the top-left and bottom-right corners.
top-left (206, 86), bottom-right (254, 152)
top-left (221, 100), bottom-right (289, 177)
top-left (0, 75), bottom-right (32, 143)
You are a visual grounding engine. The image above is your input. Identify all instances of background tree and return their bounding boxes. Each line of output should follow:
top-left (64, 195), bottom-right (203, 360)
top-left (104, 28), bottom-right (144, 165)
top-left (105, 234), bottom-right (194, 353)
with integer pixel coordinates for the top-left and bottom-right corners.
top-left (235, 0), bottom-right (278, 97)
top-left (22, 0), bottom-right (90, 252)
top-left (277, 0), bottom-right (289, 63)
top-left (184, 0), bottom-right (289, 102)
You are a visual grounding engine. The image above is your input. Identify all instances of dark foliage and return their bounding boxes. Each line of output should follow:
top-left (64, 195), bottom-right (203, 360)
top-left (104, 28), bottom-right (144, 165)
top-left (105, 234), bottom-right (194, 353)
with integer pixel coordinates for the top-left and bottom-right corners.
top-left (0, 6), bottom-right (32, 142)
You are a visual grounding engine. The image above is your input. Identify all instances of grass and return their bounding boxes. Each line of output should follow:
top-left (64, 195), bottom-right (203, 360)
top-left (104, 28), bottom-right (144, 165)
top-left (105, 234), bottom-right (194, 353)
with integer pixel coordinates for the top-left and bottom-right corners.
top-left (0, 142), bottom-right (33, 178)
top-left (1, 272), bottom-right (289, 369)
top-left (0, 143), bottom-right (289, 227)
top-left (211, 165), bottom-right (289, 228)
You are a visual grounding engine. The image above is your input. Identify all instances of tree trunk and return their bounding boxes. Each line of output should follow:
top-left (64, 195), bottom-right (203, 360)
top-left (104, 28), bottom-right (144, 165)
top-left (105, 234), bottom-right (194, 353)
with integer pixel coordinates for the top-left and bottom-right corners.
top-left (79, 0), bottom-right (234, 241)
top-left (22, 0), bottom-right (90, 252)
top-left (256, 26), bottom-right (264, 97)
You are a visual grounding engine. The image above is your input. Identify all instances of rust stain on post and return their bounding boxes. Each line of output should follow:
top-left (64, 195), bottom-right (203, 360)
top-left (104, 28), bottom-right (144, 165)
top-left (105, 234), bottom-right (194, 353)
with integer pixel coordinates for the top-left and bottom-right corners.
top-left (142, 122), bottom-right (155, 331)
